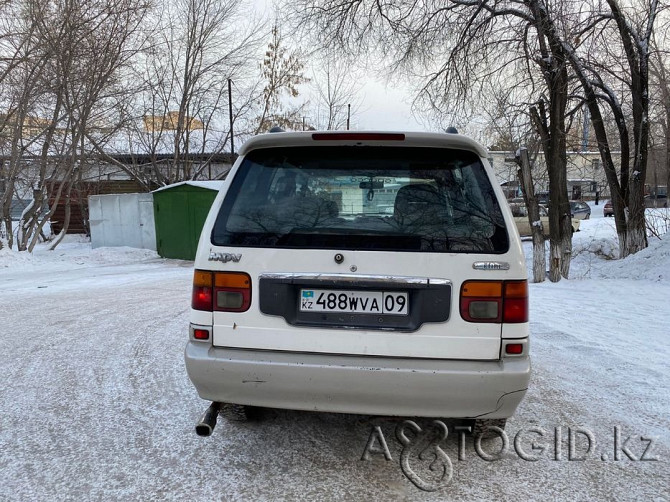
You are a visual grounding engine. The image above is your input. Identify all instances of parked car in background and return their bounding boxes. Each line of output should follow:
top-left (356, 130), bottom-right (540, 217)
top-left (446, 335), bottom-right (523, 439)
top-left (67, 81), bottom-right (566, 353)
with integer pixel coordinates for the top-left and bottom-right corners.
top-left (603, 200), bottom-right (614, 217)
top-left (644, 194), bottom-right (668, 208)
top-left (569, 201), bottom-right (591, 220)
top-left (536, 191), bottom-right (550, 205)
top-left (510, 203), bottom-right (580, 237)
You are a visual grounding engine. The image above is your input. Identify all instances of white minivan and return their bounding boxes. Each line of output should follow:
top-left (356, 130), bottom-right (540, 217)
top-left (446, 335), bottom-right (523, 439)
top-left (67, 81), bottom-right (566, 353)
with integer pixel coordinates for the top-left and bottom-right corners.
top-left (185, 131), bottom-right (530, 436)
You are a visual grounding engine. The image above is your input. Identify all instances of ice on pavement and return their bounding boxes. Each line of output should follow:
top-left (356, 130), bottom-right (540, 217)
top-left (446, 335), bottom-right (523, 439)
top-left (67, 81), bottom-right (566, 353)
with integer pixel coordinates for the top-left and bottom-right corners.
top-left (0, 207), bottom-right (669, 500)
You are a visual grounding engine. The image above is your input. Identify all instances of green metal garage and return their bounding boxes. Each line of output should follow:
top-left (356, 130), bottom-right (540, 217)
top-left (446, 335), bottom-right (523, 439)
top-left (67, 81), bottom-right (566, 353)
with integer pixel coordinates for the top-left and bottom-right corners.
top-left (152, 181), bottom-right (224, 260)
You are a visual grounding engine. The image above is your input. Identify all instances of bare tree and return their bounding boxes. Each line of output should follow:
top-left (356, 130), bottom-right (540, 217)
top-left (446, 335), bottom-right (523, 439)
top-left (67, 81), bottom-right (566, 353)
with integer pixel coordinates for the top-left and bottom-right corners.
top-left (310, 57), bottom-right (361, 130)
top-left (481, 81), bottom-right (537, 152)
top-left (648, 27), bottom-right (670, 209)
top-left (45, 0), bottom-right (150, 250)
top-left (290, 0), bottom-right (664, 261)
top-left (542, 0), bottom-right (662, 257)
top-left (526, 0), bottom-right (575, 280)
top-left (0, 0), bottom-right (151, 251)
top-left (168, 0), bottom-right (263, 178)
top-left (517, 147), bottom-right (546, 283)
top-left (255, 23), bottom-right (309, 134)
top-left (290, 0), bottom-right (579, 279)
top-left (0, 0), bottom-right (55, 249)
top-left (118, 0), bottom-right (264, 184)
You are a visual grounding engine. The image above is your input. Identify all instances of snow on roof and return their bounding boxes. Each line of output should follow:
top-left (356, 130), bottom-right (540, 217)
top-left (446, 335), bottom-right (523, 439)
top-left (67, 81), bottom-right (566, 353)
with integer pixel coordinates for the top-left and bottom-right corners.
top-left (152, 180), bottom-right (225, 193)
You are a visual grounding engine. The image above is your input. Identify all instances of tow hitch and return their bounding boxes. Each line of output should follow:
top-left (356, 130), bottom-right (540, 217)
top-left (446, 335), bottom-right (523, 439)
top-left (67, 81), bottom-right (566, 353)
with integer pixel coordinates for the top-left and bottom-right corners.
top-left (195, 402), bottom-right (221, 437)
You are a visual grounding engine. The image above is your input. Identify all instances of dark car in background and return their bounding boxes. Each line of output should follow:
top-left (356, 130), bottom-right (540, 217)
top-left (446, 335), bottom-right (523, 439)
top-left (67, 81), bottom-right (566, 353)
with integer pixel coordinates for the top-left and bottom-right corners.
top-left (536, 191), bottom-right (550, 205)
top-left (570, 201), bottom-right (591, 220)
top-left (644, 194), bottom-right (668, 208)
top-left (603, 200), bottom-right (614, 217)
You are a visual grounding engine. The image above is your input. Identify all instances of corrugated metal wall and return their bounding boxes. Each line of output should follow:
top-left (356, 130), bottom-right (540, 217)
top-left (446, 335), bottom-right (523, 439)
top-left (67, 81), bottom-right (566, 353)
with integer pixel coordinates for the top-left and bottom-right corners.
top-left (89, 193), bottom-right (156, 250)
top-left (50, 180), bottom-right (148, 235)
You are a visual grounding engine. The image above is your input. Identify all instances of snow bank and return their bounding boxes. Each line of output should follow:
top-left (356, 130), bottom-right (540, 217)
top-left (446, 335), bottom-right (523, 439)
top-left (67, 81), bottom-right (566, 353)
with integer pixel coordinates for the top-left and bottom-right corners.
top-left (522, 204), bottom-right (669, 281)
top-left (595, 234), bottom-right (669, 281)
top-left (0, 244), bottom-right (37, 268)
top-left (0, 234), bottom-right (162, 270)
top-left (575, 237), bottom-right (619, 260)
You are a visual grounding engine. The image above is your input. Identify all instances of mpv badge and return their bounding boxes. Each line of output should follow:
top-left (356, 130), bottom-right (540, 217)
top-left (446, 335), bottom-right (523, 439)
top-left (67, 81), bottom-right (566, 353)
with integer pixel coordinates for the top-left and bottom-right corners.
top-left (209, 251), bottom-right (242, 263)
top-left (472, 261), bottom-right (510, 271)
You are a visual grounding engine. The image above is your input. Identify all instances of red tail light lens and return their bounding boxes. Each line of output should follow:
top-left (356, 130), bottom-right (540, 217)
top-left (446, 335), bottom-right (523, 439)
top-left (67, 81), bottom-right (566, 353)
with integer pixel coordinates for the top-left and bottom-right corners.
top-left (460, 280), bottom-right (528, 323)
top-left (192, 271), bottom-right (213, 311)
top-left (503, 299), bottom-right (528, 323)
top-left (192, 271), bottom-right (252, 312)
top-left (505, 343), bottom-right (523, 355)
top-left (503, 281), bottom-right (528, 323)
top-left (193, 329), bottom-right (210, 340)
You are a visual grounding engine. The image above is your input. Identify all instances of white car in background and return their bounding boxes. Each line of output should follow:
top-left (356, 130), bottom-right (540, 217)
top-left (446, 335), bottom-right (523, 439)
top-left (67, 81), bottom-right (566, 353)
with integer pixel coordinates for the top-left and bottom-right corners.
top-left (185, 130), bottom-right (531, 438)
top-left (510, 203), bottom-right (580, 237)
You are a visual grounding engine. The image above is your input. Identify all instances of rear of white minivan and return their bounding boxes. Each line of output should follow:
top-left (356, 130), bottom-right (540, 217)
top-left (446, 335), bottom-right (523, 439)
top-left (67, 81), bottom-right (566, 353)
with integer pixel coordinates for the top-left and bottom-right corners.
top-left (185, 131), bottom-right (530, 423)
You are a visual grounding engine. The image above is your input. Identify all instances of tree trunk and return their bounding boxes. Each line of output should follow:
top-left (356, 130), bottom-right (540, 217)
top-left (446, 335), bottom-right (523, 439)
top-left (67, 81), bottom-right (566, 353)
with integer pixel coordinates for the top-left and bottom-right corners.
top-left (49, 183), bottom-right (73, 251)
top-left (559, 221), bottom-right (572, 279)
top-left (549, 242), bottom-right (562, 283)
top-left (516, 148), bottom-right (545, 283)
top-left (532, 240), bottom-right (546, 283)
top-left (528, 3), bottom-right (572, 281)
top-left (624, 177), bottom-right (648, 257)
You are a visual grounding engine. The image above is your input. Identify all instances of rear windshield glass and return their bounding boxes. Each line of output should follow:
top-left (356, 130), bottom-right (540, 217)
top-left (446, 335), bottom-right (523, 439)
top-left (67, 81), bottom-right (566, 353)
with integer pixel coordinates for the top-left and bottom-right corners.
top-left (211, 146), bottom-right (509, 253)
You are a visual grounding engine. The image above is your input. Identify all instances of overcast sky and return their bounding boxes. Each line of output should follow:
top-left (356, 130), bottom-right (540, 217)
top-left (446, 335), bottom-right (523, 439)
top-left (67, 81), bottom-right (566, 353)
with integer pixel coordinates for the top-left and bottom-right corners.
top-left (350, 80), bottom-right (426, 132)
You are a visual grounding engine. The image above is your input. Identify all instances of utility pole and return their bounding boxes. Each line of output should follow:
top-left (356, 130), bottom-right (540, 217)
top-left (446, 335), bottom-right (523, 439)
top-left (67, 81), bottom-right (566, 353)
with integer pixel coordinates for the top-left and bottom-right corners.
top-left (581, 105), bottom-right (590, 152)
top-left (514, 147), bottom-right (546, 283)
top-left (228, 79), bottom-right (234, 157)
top-left (346, 104), bottom-right (351, 130)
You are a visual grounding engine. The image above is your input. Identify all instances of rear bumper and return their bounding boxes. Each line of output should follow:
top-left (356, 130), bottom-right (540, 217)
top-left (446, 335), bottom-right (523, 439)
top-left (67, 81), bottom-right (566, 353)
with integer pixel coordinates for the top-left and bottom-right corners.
top-left (185, 342), bottom-right (530, 418)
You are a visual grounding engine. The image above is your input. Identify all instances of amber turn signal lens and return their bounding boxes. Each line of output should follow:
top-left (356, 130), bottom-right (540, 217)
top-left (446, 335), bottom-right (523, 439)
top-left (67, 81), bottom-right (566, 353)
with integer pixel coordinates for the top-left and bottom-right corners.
top-left (461, 281), bottom-right (503, 298)
top-left (193, 270), bottom-right (213, 287)
top-left (214, 272), bottom-right (251, 289)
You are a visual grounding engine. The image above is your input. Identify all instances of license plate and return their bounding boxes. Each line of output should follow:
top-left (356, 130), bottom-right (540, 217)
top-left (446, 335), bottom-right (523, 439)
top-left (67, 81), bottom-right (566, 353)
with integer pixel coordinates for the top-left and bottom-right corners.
top-left (299, 289), bottom-right (409, 316)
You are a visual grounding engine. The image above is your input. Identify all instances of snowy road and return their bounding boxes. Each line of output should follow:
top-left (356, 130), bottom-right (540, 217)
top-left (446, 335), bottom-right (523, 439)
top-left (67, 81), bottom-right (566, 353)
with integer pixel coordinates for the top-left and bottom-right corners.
top-left (1, 223), bottom-right (669, 500)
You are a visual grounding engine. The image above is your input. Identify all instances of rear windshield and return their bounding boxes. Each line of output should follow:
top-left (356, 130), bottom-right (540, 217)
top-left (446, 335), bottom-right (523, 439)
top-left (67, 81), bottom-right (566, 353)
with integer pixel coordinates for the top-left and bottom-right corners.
top-left (211, 146), bottom-right (509, 253)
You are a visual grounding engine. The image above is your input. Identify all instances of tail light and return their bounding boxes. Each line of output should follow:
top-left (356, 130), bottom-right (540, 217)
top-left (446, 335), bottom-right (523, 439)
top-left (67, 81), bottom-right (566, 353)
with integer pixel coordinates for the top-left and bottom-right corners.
top-left (192, 270), bottom-right (214, 311)
top-left (193, 328), bottom-right (210, 340)
top-left (505, 343), bottom-right (524, 355)
top-left (502, 281), bottom-right (528, 323)
top-left (192, 270), bottom-right (252, 312)
top-left (460, 280), bottom-right (528, 323)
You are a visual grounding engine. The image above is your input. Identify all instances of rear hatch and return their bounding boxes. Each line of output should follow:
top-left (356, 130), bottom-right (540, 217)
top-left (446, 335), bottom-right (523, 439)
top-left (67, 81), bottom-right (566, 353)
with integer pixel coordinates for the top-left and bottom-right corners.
top-left (198, 133), bottom-right (527, 360)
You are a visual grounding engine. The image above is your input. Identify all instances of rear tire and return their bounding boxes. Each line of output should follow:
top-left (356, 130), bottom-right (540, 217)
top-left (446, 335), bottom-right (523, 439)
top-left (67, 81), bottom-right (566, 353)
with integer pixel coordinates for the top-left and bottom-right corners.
top-left (473, 418), bottom-right (507, 440)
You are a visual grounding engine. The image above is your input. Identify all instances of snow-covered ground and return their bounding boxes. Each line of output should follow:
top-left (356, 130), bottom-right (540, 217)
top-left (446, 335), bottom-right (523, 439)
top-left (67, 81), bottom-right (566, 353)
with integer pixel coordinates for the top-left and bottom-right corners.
top-left (1, 204), bottom-right (669, 500)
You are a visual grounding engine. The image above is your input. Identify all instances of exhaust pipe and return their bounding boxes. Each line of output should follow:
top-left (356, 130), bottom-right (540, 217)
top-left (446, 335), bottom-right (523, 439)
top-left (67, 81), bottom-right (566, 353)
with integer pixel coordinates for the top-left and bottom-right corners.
top-left (195, 402), bottom-right (222, 437)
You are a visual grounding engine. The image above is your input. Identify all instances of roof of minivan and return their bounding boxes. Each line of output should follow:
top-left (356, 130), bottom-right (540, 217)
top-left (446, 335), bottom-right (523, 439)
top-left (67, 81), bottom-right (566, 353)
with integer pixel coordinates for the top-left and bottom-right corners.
top-left (238, 131), bottom-right (489, 158)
